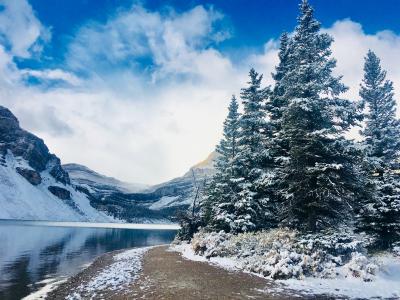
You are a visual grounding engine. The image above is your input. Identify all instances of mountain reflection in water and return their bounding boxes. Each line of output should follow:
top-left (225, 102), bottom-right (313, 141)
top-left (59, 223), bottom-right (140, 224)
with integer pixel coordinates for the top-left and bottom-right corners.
top-left (0, 220), bottom-right (177, 300)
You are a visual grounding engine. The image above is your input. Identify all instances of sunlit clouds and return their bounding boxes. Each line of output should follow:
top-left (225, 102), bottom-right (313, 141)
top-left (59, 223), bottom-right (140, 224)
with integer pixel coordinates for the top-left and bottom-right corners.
top-left (0, 0), bottom-right (400, 184)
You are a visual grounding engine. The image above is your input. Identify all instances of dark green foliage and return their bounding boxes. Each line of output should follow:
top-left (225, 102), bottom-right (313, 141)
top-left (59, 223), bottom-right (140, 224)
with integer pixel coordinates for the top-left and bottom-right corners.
top-left (266, 32), bottom-right (294, 226)
top-left (233, 69), bottom-right (275, 232)
top-left (275, 0), bottom-right (364, 232)
top-left (176, 210), bottom-right (203, 241)
top-left (202, 96), bottom-right (242, 232)
top-left (357, 50), bottom-right (400, 250)
top-left (360, 51), bottom-right (400, 166)
top-left (191, 1), bottom-right (399, 247)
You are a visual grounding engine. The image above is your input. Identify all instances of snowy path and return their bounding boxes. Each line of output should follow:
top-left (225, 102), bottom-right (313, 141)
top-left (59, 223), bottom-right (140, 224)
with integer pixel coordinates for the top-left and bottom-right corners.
top-left (47, 247), bottom-right (152, 300)
top-left (172, 243), bottom-right (400, 300)
top-left (67, 247), bottom-right (150, 299)
top-left (126, 246), bottom-right (313, 299)
top-left (48, 245), bottom-right (317, 299)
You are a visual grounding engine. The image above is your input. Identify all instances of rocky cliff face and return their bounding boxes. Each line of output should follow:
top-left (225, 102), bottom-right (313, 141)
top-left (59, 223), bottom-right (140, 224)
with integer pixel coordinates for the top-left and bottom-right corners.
top-left (0, 106), bottom-right (70, 185)
top-left (0, 106), bottom-right (112, 222)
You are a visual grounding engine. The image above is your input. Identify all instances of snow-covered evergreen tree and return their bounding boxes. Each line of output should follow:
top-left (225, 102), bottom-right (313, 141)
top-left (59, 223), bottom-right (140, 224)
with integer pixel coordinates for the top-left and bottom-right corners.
top-left (202, 96), bottom-right (241, 232)
top-left (358, 50), bottom-right (400, 249)
top-left (270, 32), bottom-right (292, 125)
top-left (267, 32), bottom-right (294, 224)
top-left (216, 95), bottom-right (240, 170)
top-left (233, 68), bottom-right (274, 232)
top-left (278, 0), bottom-right (363, 232)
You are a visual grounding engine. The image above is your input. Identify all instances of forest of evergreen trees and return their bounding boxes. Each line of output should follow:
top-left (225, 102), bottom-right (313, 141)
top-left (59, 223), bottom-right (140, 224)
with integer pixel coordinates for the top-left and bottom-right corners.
top-left (181, 0), bottom-right (400, 251)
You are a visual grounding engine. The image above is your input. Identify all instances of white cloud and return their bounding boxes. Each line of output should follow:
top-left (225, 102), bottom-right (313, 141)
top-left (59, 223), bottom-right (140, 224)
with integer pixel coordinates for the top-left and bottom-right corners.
top-left (0, 0), bottom-right (49, 58)
top-left (21, 69), bottom-right (82, 86)
top-left (1, 2), bottom-right (400, 185)
top-left (67, 5), bottom-right (232, 84)
top-left (0, 1), bottom-right (238, 182)
top-left (38, 4), bottom-right (242, 184)
top-left (0, 45), bottom-right (20, 85)
top-left (324, 20), bottom-right (400, 107)
top-left (251, 20), bottom-right (400, 105)
top-left (247, 39), bottom-right (280, 86)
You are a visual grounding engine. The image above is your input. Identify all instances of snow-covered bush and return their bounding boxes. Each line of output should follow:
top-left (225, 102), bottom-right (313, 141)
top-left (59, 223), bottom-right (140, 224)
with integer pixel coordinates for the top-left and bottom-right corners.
top-left (189, 229), bottom-right (379, 280)
top-left (191, 230), bottom-right (229, 257)
top-left (345, 252), bottom-right (378, 281)
top-left (392, 242), bottom-right (400, 257)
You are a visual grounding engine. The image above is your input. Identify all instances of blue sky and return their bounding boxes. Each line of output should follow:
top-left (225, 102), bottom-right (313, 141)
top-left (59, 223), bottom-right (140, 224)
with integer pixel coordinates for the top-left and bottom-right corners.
top-left (21, 0), bottom-right (400, 70)
top-left (1, 0), bottom-right (400, 184)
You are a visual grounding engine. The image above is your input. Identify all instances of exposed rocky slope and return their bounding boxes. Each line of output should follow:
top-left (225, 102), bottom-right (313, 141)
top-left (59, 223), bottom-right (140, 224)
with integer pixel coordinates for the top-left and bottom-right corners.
top-left (65, 152), bottom-right (216, 222)
top-left (0, 106), bottom-right (113, 222)
top-left (63, 163), bottom-right (148, 196)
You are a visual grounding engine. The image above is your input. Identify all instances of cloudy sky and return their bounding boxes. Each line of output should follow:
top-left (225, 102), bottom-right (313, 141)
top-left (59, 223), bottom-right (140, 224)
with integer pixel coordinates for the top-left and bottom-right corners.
top-left (0, 0), bottom-right (399, 185)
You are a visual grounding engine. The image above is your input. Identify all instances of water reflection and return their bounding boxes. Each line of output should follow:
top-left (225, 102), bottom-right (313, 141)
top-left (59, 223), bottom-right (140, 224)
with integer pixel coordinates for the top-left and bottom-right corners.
top-left (0, 220), bottom-right (176, 300)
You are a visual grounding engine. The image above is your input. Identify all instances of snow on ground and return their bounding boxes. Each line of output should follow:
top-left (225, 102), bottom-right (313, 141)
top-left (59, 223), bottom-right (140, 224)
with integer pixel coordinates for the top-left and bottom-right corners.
top-left (22, 278), bottom-right (67, 300)
top-left (172, 234), bottom-right (400, 299)
top-left (171, 243), bottom-right (238, 271)
top-left (66, 247), bottom-right (152, 300)
top-left (278, 254), bottom-right (400, 299)
top-left (0, 153), bottom-right (114, 222)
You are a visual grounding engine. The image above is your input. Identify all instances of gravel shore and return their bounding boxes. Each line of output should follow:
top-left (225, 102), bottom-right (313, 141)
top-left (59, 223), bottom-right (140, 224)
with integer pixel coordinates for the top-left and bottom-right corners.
top-left (47, 245), bottom-right (336, 299)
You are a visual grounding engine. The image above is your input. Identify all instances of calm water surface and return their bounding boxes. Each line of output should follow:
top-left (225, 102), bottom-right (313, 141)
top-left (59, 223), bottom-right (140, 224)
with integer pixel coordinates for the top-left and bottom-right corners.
top-left (0, 219), bottom-right (177, 300)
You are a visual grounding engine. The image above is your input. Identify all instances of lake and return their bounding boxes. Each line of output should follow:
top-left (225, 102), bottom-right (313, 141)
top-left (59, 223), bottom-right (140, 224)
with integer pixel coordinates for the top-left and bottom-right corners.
top-left (0, 220), bottom-right (178, 300)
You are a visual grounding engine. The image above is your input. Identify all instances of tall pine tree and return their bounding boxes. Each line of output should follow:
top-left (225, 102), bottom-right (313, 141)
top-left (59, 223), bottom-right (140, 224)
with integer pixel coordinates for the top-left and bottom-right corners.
top-left (278, 0), bottom-right (363, 232)
top-left (270, 32), bottom-right (292, 126)
top-left (358, 50), bottom-right (400, 249)
top-left (267, 32), bottom-right (294, 225)
top-left (203, 96), bottom-right (241, 232)
top-left (233, 68), bottom-right (274, 232)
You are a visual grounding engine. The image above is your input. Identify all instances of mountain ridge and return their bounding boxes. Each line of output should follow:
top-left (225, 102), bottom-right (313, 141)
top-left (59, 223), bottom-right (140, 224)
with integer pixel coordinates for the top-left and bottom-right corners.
top-left (0, 105), bottom-right (114, 222)
top-left (64, 152), bottom-right (216, 222)
top-left (63, 163), bottom-right (149, 195)
top-left (0, 104), bottom-right (216, 223)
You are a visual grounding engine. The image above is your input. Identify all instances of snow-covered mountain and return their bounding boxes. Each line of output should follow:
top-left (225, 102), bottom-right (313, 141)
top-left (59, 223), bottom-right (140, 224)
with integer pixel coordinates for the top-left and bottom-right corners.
top-left (0, 104), bottom-right (217, 222)
top-left (63, 163), bottom-right (148, 196)
top-left (145, 152), bottom-right (217, 210)
top-left (0, 106), bottom-right (113, 222)
top-left (64, 152), bottom-right (217, 222)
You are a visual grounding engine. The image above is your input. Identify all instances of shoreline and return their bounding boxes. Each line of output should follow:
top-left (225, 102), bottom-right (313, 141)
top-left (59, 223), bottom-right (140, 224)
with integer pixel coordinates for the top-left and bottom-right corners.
top-left (25, 250), bottom-right (123, 300)
top-left (0, 219), bottom-right (180, 230)
top-left (44, 245), bottom-right (333, 300)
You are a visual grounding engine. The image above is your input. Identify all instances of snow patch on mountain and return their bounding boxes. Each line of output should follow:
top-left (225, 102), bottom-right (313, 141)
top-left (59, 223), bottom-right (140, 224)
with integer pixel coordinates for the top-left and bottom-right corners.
top-left (0, 152), bottom-right (114, 222)
top-left (149, 196), bottom-right (180, 210)
top-left (63, 163), bottom-right (148, 195)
